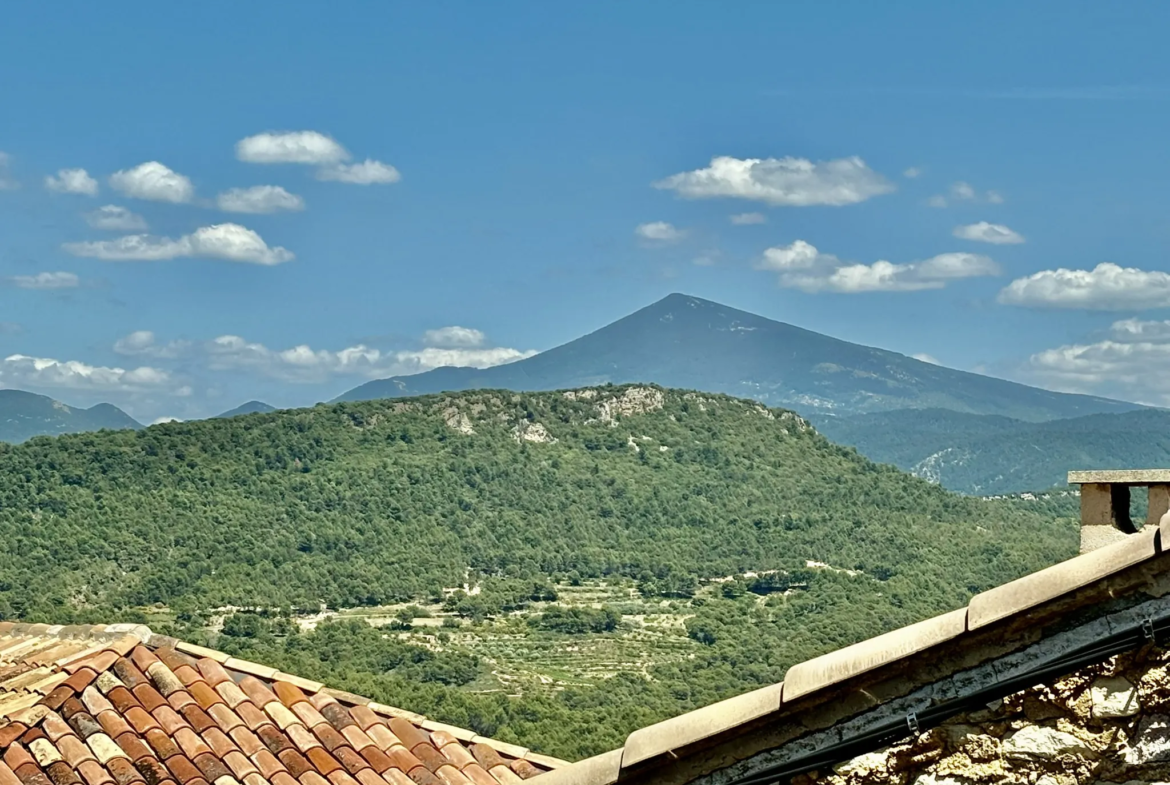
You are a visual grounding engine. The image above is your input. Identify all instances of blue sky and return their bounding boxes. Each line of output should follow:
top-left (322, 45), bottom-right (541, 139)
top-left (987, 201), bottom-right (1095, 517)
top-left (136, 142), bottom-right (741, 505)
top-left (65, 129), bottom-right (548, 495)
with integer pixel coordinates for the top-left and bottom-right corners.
top-left (4, 1), bottom-right (1170, 422)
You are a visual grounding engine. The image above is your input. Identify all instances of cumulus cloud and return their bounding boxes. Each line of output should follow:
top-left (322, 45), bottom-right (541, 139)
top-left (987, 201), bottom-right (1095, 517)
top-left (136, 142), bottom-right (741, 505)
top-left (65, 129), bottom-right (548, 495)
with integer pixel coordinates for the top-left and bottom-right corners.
top-left (45, 168), bottom-right (98, 196)
top-left (911, 353), bottom-right (940, 364)
top-left (8, 272), bottom-right (80, 290)
top-left (0, 354), bottom-right (173, 392)
top-left (903, 167), bottom-right (923, 179)
top-left (635, 221), bottom-right (685, 243)
top-left (85, 205), bottom-right (148, 231)
top-left (953, 221), bottom-right (1025, 245)
top-left (757, 240), bottom-right (999, 293)
top-left (1022, 318), bottom-right (1170, 404)
top-left (109, 162), bottom-right (194, 203)
top-left (64, 223), bottom-right (294, 265)
top-left (151, 416), bottom-right (183, 425)
top-left (316, 160), bottom-right (401, 185)
top-left (113, 330), bottom-right (191, 360)
top-left (204, 334), bottom-right (535, 383)
top-left (927, 181), bottom-right (1003, 208)
top-left (730, 212), bottom-right (767, 225)
top-left (236, 131), bottom-right (349, 165)
top-left (423, 326), bottom-right (486, 348)
top-left (216, 185), bottom-right (305, 214)
top-left (998, 263), bottom-right (1170, 310)
top-left (0, 152), bottom-right (19, 190)
top-left (654, 155), bottom-right (893, 207)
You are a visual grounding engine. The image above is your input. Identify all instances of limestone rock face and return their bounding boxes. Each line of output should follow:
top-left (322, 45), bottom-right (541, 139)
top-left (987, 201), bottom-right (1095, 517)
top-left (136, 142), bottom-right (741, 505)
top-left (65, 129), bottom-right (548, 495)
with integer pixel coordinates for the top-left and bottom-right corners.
top-left (1001, 726), bottom-right (1094, 761)
top-left (1092, 676), bottom-right (1141, 719)
top-left (1125, 714), bottom-right (1170, 765)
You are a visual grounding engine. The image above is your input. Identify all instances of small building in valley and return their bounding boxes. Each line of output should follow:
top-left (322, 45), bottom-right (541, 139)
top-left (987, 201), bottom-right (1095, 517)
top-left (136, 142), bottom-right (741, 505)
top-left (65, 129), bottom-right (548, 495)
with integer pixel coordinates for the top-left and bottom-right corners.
top-left (531, 469), bottom-right (1170, 785)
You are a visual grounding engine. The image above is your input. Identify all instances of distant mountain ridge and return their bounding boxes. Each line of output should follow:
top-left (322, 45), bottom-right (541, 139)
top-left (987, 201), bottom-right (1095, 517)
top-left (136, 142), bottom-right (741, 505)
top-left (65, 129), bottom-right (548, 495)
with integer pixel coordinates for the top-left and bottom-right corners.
top-left (215, 401), bottom-right (276, 419)
top-left (336, 293), bottom-right (1140, 422)
top-left (812, 408), bottom-right (1170, 495)
top-left (0, 390), bottom-right (142, 443)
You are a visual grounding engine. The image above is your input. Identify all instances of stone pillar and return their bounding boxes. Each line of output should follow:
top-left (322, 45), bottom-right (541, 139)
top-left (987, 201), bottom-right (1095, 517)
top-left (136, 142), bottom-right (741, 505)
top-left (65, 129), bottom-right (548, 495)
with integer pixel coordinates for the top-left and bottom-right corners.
top-left (1080, 483), bottom-right (1135, 554)
top-left (1149, 484), bottom-right (1170, 527)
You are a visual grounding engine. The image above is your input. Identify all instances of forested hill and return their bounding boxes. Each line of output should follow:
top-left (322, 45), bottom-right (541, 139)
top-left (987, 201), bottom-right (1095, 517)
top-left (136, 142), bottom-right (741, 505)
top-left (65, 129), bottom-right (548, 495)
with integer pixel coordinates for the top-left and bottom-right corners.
top-left (336, 293), bottom-right (1138, 422)
top-left (0, 389), bottom-right (141, 443)
top-left (0, 385), bottom-right (1072, 621)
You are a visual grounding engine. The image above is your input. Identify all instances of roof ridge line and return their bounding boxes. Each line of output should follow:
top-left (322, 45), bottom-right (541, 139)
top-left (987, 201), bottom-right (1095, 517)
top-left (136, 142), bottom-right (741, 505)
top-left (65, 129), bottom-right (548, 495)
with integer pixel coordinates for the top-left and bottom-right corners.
top-left (148, 632), bottom-right (569, 769)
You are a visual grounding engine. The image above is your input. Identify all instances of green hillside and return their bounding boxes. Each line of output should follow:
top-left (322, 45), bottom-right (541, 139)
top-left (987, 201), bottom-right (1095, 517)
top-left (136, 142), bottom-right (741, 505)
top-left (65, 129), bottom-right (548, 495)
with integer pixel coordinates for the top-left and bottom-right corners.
top-left (0, 385), bottom-right (1077, 757)
top-left (0, 389), bottom-right (141, 443)
top-left (812, 407), bottom-right (1170, 494)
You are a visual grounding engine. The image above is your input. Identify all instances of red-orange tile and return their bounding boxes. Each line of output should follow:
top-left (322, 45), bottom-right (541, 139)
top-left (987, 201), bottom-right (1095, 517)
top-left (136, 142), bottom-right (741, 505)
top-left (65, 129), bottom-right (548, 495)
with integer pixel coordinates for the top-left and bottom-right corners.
top-left (109, 758), bottom-right (145, 785)
top-left (205, 729), bottom-right (238, 759)
top-left (155, 650), bottom-right (193, 673)
top-left (0, 725), bottom-right (28, 749)
top-left (434, 767), bottom-right (470, 785)
top-left (68, 651), bottom-right (118, 676)
top-left (341, 709), bottom-right (376, 733)
top-left (311, 727), bottom-right (346, 755)
top-left (509, 762), bottom-right (539, 780)
top-left (405, 768), bottom-right (441, 785)
top-left (59, 700), bottom-right (85, 721)
top-left (16, 763), bottom-right (54, 785)
top-left (353, 772), bottom-right (383, 785)
top-left (223, 752), bottom-right (259, 781)
top-left (107, 689), bottom-right (142, 716)
top-left (62, 669), bottom-right (99, 694)
top-left (130, 648), bottom-right (160, 674)
top-left (256, 728), bottom-right (291, 756)
top-left (228, 729), bottom-right (262, 758)
top-left (290, 706), bottom-right (326, 731)
top-left (283, 727), bottom-right (317, 756)
top-left (386, 725), bottom-right (427, 755)
top-left (437, 746), bottom-right (473, 772)
top-left (56, 737), bottom-right (96, 769)
top-left (152, 708), bottom-right (187, 737)
top-left (459, 765), bottom-right (494, 785)
top-left (272, 685), bottom-right (306, 709)
top-left (305, 750), bottom-right (342, 777)
top-left (382, 771), bottom-right (415, 785)
top-left (134, 758), bottom-right (171, 785)
top-left (326, 772), bottom-right (359, 785)
top-left (186, 684), bottom-right (222, 712)
top-left (249, 752), bottom-right (284, 780)
top-left (97, 712), bottom-right (133, 742)
top-left (383, 750), bottom-right (422, 776)
top-left (172, 730), bottom-right (211, 762)
top-left (163, 757), bottom-right (200, 785)
top-left (242, 775), bottom-right (269, 785)
top-left (3, 744), bottom-right (34, 773)
top-left (270, 774), bottom-right (298, 785)
top-left (338, 729), bottom-right (372, 754)
top-left (235, 704), bottom-right (270, 733)
top-left (41, 714), bottom-right (73, 744)
top-left (238, 680), bottom-right (276, 710)
top-left (332, 749), bottom-right (368, 776)
top-left (466, 748), bottom-right (501, 773)
top-left (43, 686), bottom-right (75, 712)
top-left (299, 773), bottom-right (329, 785)
top-left (410, 747), bottom-right (445, 774)
top-left (194, 661), bottom-right (229, 688)
top-left (174, 707), bottom-right (210, 735)
top-left (171, 668), bottom-right (201, 689)
top-left (275, 752), bottom-right (310, 780)
top-left (112, 662), bottom-right (148, 691)
top-left (356, 748), bottom-right (391, 775)
top-left (208, 705), bottom-right (244, 734)
top-left (77, 761), bottom-right (114, 785)
top-left (132, 686), bottom-right (167, 715)
top-left (143, 731), bottom-right (179, 761)
top-left (67, 713), bottom-right (102, 740)
top-left (45, 761), bottom-right (82, 785)
top-left (191, 755), bottom-right (230, 784)
top-left (166, 692), bottom-right (196, 713)
top-left (115, 732), bottom-right (153, 763)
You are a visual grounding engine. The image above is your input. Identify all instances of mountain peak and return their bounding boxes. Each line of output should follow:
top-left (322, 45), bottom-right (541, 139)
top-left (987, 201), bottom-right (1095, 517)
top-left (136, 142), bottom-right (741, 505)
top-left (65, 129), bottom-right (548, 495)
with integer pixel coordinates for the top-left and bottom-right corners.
top-left (334, 294), bottom-right (1141, 422)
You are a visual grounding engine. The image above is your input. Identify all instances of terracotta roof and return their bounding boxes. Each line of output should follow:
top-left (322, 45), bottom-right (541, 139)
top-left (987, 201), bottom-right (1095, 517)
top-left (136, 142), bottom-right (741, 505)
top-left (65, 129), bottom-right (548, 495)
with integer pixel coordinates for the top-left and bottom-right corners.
top-left (0, 624), bottom-right (565, 785)
top-left (532, 518), bottom-right (1170, 785)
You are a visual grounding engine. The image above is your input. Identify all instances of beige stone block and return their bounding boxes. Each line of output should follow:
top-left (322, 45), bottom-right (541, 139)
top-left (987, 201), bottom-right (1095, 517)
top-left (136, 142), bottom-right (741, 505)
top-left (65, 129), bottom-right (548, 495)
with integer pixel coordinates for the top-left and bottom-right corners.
top-left (1081, 524), bottom-right (1131, 554)
top-left (1151, 485), bottom-right (1170, 527)
top-left (1080, 483), bottom-right (1135, 531)
top-left (783, 609), bottom-right (967, 703)
top-left (523, 750), bottom-right (621, 785)
top-left (1069, 469), bottom-right (1170, 484)
top-left (622, 682), bottom-right (783, 767)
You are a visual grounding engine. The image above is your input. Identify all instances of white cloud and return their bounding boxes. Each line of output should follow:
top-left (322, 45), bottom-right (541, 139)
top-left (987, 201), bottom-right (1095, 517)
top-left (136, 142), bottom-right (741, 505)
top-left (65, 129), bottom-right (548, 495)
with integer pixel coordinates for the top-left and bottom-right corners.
top-left (911, 353), bottom-right (940, 365)
top-left (903, 167), bottom-right (923, 179)
top-left (216, 185), bottom-right (305, 214)
top-left (757, 240), bottom-right (999, 293)
top-left (998, 263), bottom-right (1170, 310)
top-left (85, 205), bottom-right (148, 231)
top-left (423, 326), bottom-right (486, 348)
top-left (150, 416), bottom-right (183, 425)
top-left (654, 155), bottom-right (893, 207)
top-left (236, 131), bottom-right (349, 165)
top-left (0, 152), bottom-right (19, 190)
top-left (113, 330), bottom-right (191, 359)
top-left (953, 221), bottom-right (1025, 245)
top-left (1022, 318), bottom-right (1170, 404)
top-left (316, 159), bottom-right (401, 185)
top-left (45, 168), bottom-right (98, 196)
top-left (64, 223), bottom-right (294, 265)
top-left (730, 212), bottom-right (767, 225)
top-left (109, 162), bottom-right (195, 203)
top-left (0, 354), bottom-right (173, 392)
top-left (204, 334), bottom-right (535, 383)
top-left (635, 221), bottom-right (685, 243)
top-left (9, 272), bottom-right (80, 290)
top-left (928, 181), bottom-right (1003, 208)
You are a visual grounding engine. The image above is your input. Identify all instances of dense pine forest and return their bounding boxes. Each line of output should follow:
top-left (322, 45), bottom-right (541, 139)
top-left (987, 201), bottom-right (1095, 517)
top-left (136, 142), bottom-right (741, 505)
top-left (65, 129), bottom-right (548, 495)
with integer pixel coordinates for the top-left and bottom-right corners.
top-left (0, 385), bottom-right (1078, 758)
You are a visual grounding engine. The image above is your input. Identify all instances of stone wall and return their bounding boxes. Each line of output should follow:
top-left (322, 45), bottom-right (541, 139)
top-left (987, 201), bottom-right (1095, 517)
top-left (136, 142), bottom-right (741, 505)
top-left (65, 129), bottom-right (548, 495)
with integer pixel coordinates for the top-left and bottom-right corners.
top-left (801, 644), bottom-right (1170, 785)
